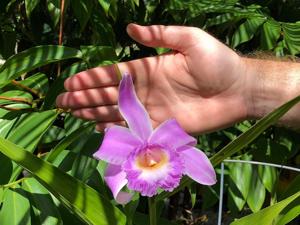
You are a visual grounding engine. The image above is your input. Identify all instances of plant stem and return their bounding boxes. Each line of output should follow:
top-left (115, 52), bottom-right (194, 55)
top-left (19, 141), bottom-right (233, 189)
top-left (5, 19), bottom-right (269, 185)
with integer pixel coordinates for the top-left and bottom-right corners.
top-left (57, 0), bottom-right (65, 76)
top-left (148, 197), bottom-right (157, 225)
top-left (0, 177), bottom-right (28, 188)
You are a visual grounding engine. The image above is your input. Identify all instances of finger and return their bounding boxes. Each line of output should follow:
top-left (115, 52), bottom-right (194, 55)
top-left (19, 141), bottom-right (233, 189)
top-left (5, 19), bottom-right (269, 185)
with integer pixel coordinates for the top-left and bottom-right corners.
top-left (71, 105), bottom-right (123, 122)
top-left (96, 121), bottom-right (126, 132)
top-left (64, 65), bottom-right (120, 91)
top-left (64, 55), bottom-right (167, 91)
top-left (56, 86), bottom-right (118, 109)
top-left (126, 23), bottom-right (200, 52)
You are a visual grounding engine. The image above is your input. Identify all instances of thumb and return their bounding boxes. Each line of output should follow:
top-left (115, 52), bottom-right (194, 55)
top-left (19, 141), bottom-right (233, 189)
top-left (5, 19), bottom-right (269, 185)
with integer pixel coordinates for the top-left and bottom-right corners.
top-left (126, 24), bottom-right (199, 52)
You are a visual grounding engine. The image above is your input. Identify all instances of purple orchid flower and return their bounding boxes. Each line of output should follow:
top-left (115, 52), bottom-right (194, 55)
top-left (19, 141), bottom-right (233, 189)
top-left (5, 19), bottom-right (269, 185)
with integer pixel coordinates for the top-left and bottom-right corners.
top-left (93, 73), bottom-right (216, 204)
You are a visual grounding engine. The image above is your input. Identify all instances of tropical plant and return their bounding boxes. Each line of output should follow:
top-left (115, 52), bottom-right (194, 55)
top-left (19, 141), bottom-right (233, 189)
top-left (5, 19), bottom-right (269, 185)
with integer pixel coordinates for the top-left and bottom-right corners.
top-left (0, 0), bottom-right (299, 225)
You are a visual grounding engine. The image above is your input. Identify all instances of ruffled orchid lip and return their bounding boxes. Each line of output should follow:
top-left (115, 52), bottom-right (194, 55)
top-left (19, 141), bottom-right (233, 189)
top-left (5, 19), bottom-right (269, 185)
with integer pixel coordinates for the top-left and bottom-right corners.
top-left (93, 73), bottom-right (217, 204)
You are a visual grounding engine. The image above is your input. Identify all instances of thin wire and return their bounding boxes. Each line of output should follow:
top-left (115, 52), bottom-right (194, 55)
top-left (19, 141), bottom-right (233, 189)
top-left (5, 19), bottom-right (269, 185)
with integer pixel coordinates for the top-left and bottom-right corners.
top-left (223, 159), bottom-right (300, 173)
top-left (217, 163), bottom-right (225, 225)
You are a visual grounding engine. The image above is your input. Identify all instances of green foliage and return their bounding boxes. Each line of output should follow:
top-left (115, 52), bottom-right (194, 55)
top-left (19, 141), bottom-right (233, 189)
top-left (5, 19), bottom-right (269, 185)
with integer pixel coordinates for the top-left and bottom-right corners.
top-left (0, 0), bottom-right (299, 224)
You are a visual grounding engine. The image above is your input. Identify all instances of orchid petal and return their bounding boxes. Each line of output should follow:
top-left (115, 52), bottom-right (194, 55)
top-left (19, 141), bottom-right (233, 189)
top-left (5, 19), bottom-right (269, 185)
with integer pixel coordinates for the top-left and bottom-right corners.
top-left (119, 73), bottom-right (152, 140)
top-left (149, 119), bottom-right (196, 149)
top-left (181, 146), bottom-right (216, 185)
top-left (104, 164), bottom-right (133, 204)
top-left (93, 126), bottom-right (142, 165)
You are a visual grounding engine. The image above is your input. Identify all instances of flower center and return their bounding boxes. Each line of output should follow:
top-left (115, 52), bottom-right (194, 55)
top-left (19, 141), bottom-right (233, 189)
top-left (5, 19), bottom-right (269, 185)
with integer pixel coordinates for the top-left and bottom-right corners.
top-left (135, 147), bottom-right (168, 170)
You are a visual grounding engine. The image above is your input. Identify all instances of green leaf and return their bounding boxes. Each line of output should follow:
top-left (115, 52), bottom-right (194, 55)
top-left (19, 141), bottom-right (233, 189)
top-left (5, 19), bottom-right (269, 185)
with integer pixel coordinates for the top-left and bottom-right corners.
top-left (0, 91), bottom-right (32, 109)
top-left (72, 0), bottom-right (93, 31)
top-left (41, 125), bottom-right (66, 144)
top-left (282, 22), bottom-right (300, 55)
top-left (0, 137), bottom-right (126, 225)
top-left (157, 95), bottom-right (300, 201)
top-left (23, 178), bottom-right (63, 225)
top-left (246, 168), bottom-right (266, 212)
top-left (18, 73), bottom-right (49, 96)
top-left (232, 17), bottom-right (266, 48)
top-left (0, 153), bottom-right (12, 184)
top-left (42, 62), bottom-right (87, 110)
top-left (258, 165), bottom-right (277, 193)
top-left (231, 191), bottom-right (300, 225)
top-left (0, 45), bottom-right (83, 87)
top-left (80, 45), bottom-right (118, 67)
top-left (7, 110), bottom-right (58, 182)
top-left (97, 0), bottom-right (110, 15)
top-left (7, 110), bottom-right (58, 151)
top-left (260, 20), bottom-right (281, 50)
top-left (275, 175), bottom-right (300, 225)
top-left (25, 0), bottom-right (40, 18)
top-left (0, 185), bottom-right (31, 225)
top-left (228, 156), bottom-right (252, 200)
top-left (45, 122), bottom-right (95, 163)
top-left (47, 0), bottom-right (60, 27)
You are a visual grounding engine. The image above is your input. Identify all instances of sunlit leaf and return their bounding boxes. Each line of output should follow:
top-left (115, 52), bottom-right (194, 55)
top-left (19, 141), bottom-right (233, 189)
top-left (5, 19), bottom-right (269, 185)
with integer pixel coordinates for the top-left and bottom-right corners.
top-left (23, 178), bottom-right (63, 225)
top-left (0, 137), bottom-right (126, 225)
top-left (25, 0), bottom-right (40, 18)
top-left (0, 185), bottom-right (31, 225)
top-left (0, 45), bottom-right (83, 87)
top-left (246, 168), bottom-right (266, 212)
top-left (232, 17), bottom-right (266, 48)
top-left (231, 191), bottom-right (300, 225)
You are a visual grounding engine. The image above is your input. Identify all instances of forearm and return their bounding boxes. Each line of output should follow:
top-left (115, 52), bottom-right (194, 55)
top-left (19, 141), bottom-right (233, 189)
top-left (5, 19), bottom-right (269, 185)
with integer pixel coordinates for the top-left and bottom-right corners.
top-left (244, 57), bottom-right (300, 128)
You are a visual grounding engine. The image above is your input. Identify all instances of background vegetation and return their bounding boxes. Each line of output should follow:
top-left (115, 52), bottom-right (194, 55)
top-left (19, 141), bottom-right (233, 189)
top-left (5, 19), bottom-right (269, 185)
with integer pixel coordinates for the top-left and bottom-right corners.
top-left (0, 0), bottom-right (299, 224)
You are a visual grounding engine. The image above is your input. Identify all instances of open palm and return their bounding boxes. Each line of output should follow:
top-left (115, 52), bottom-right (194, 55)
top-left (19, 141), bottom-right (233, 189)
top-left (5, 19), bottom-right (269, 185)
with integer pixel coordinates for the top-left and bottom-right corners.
top-left (56, 24), bottom-right (249, 134)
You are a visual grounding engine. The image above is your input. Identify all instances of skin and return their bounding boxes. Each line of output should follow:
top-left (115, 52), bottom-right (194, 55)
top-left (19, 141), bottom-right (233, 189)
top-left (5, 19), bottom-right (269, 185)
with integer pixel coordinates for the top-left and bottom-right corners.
top-left (56, 24), bottom-right (300, 134)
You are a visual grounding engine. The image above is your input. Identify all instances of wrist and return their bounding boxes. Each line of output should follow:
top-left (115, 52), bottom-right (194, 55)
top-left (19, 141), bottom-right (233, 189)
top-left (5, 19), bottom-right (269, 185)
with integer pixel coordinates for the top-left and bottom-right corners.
top-left (243, 57), bottom-right (300, 125)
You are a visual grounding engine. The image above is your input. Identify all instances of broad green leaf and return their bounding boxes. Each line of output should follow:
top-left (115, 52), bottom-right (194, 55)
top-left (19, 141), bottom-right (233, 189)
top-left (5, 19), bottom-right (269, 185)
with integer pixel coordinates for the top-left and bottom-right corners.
top-left (0, 90), bottom-right (33, 105)
top-left (18, 73), bottom-right (49, 96)
top-left (0, 45), bottom-right (83, 87)
top-left (45, 122), bottom-right (95, 163)
top-left (47, 0), bottom-right (60, 27)
top-left (25, 0), bottom-right (40, 18)
top-left (70, 132), bottom-right (101, 182)
top-left (0, 185), bottom-right (31, 225)
top-left (275, 175), bottom-right (300, 225)
top-left (0, 153), bottom-right (12, 184)
top-left (71, 0), bottom-right (93, 31)
top-left (228, 179), bottom-right (245, 212)
top-left (97, 0), bottom-right (110, 15)
top-left (90, 9), bottom-right (116, 47)
top-left (42, 62), bottom-right (87, 110)
top-left (0, 137), bottom-right (126, 225)
top-left (232, 17), bottom-right (266, 48)
top-left (258, 165), bottom-right (277, 193)
top-left (80, 45), bottom-right (118, 67)
top-left (23, 178), bottom-right (63, 225)
top-left (282, 22), bottom-right (300, 55)
top-left (64, 114), bottom-right (89, 135)
top-left (7, 110), bottom-right (57, 151)
top-left (246, 168), bottom-right (266, 212)
top-left (8, 110), bottom-right (58, 182)
top-left (260, 20), bottom-right (281, 50)
top-left (157, 95), bottom-right (300, 201)
top-left (41, 125), bottom-right (66, 144)
top-left (231, 191), bottom-right (300, 225)
top-left (228, 155), bottom-right (252, 200)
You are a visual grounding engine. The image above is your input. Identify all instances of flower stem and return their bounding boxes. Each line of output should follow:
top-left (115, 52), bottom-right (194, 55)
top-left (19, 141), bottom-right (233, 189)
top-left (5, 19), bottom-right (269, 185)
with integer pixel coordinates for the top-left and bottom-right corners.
top-left (148, 197), bottom-right (157, 225)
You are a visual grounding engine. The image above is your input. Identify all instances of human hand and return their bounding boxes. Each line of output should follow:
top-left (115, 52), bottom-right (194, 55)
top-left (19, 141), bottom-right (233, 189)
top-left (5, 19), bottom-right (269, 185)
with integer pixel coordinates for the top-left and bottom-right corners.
top-left (56, 24), bottom-right (251, 134)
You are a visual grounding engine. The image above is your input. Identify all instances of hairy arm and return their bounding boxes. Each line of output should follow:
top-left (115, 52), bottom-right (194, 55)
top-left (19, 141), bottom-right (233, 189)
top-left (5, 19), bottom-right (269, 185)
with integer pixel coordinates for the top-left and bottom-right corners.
top-left (244, 57), bottom-right (300, 128)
